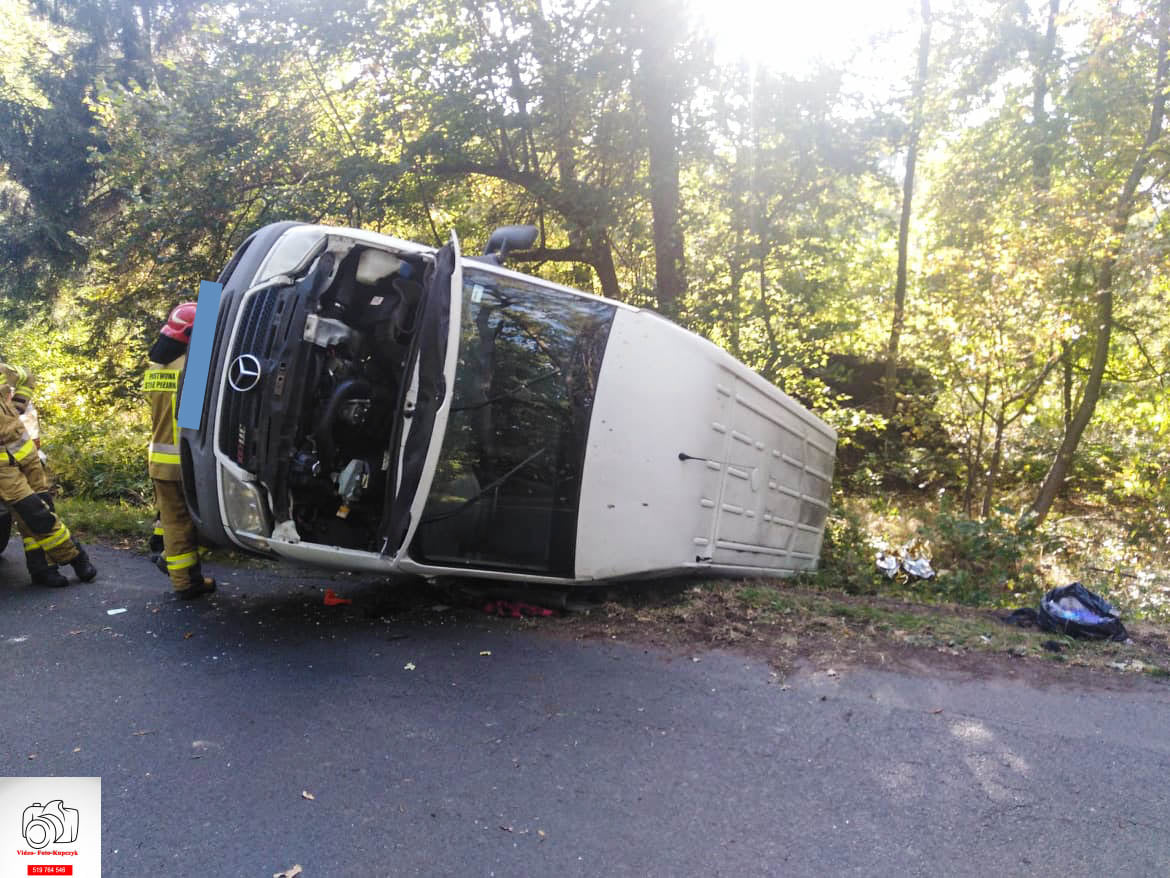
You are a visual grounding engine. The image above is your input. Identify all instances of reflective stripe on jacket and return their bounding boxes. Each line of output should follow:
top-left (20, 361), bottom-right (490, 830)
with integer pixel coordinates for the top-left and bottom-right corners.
top-left (144, 355), bottom-right (185, 481)
top-left (0, 391), bottom-right (35, 466)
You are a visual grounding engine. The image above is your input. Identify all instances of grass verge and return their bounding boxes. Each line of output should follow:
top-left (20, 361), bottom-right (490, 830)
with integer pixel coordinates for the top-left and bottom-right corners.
top-left (55, 496), bottom-right (154, 540)
top-left (559, 578), bottom-right (1170, 680)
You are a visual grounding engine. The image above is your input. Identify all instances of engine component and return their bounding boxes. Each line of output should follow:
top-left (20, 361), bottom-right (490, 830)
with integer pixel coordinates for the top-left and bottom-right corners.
top-left (303, 314), bottom-right (355, 348)
top-left (316, 378), bottom-right (372, 473)
top-left (338, 398), bottom-right (372, 426)
top-left (289, 450), bottom-right (322, 486)
top-left (338, 459), bottom-right (371, 505)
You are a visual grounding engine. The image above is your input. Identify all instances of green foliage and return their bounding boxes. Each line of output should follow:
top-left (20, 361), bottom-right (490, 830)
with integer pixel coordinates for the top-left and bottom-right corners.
top-left (914, 503), bottom-right (1045, 605)
top-left (1, 312), bottom-right (150, 501)
top-left (50, 408), bottom-right (150, 502)
top-left (814, 498), bottom-right (1044, 606)
top-left (0, 0), bottom-right (96, 304)
top-left (814, 506), bottom-right (885, 595)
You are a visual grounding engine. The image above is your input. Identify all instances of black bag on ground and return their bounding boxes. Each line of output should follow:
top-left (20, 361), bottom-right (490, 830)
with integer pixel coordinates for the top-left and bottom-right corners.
top-left (1006, 582), bottom-right (1128, 641)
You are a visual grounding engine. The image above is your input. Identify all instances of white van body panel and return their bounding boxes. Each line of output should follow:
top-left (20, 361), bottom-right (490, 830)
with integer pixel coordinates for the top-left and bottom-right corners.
top-left (197, 223), bottom-right (837, 585)
top-left (575, 309), bottom-right (836, 580)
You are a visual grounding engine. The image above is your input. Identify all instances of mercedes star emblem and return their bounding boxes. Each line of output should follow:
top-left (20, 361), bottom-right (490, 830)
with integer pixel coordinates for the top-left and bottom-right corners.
top-left (228, 354), bottom-right (263, 392)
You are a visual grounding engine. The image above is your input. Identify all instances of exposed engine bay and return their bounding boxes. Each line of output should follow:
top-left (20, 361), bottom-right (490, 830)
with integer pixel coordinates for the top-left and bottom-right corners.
top-left (222, 237), bottom-right (433, 552)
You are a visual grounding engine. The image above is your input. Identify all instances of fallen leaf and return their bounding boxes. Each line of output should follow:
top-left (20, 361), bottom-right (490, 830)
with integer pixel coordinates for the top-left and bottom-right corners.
top-left (479, 650), bottom-right (492, 656)
top-left (301, 790), bottom-right (315, 801)
top-left (404, 662), bottom-right (416, 671)
top-left (273, 866), bottom-right (303, 878)
top-left (538, 829), bottom-right (546, 839)
top-left (184, 632), bottom-right (194, 640)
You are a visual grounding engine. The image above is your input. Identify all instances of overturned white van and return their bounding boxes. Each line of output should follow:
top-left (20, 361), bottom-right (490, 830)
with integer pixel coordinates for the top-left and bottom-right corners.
top-left (179, 222), bottom-right (836, 585)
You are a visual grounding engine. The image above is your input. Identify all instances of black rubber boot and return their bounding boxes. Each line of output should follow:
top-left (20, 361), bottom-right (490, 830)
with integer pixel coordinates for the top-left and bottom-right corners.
top-left (26, 546), bottom-right (68, 587)
top-left (176, 566), bottom-right (216, 600)
top-left (31, 566), bottom-right (70, 587)
top-left (70, 542), bottom-right (98, 583)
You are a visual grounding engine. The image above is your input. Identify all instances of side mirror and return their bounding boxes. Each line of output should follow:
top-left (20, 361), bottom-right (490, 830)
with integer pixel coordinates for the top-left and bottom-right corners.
top-left (481, 225), bottom-right (538, 264)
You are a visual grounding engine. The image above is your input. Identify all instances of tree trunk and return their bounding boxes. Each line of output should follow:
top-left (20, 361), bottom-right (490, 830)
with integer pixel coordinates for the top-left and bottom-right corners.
top-left (1027, 0), bottom-right (1169, 525)
top-left (884, 0), bottom-right (931, 415)
top-left (1030, 0), bottom-right (1060, 191)
top-left (633, 0), bottom-right (686, 318)
top-left (589, 239), bottom-right (622, 302)
top-left (982, 406), bottom-right (1007, 518)
top-left (963, 372), bottom-right (991, 516)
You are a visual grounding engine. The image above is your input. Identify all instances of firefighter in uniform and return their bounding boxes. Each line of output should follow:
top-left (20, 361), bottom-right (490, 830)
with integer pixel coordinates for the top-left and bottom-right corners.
top-left (146, 303), bottom-right (216, 599)
top-left (0, 365), bottom-right (97, 586)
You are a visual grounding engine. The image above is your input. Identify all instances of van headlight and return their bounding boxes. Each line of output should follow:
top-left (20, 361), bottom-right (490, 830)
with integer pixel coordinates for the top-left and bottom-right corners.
top-left (221, 471), bottom-right (271, 539)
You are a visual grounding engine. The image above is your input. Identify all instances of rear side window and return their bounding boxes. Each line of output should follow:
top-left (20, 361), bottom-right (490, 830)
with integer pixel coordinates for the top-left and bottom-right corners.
top-left (410, 269), bottom-right (615, 575)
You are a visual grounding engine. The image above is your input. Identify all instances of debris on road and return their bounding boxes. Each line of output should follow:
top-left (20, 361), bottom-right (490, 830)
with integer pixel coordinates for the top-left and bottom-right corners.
top-left (479, 650), bottom-right (492, 656)
top-left (323, 588), bottom-right (352, 606)
top-left (404, 662), bottom-right (416, 671)
top-left (273, 866), bottom-right (303, 878)
top-left (301, 790), bottom-right (315, 801)
top-left (107, 608), bottom-right (127, 616)
top-left (482, 600), bottom-right (557, 618)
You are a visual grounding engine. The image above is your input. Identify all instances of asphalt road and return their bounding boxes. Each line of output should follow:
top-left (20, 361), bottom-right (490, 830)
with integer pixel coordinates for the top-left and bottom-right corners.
top-left (2, 540), bottom-right (1170, 877)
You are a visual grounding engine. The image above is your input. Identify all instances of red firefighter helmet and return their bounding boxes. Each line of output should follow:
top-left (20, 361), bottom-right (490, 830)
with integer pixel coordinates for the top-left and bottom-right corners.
top-left (161, 302), bottom-right (197, 343)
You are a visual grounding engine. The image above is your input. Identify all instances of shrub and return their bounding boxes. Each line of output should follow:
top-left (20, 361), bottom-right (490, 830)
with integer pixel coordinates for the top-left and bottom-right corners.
top-left (915, 501), bottom-right (1045, 604)
top-left (816, 506), bottom-right (885, 595)
top-left (48, 409), bottom-right (151, 502)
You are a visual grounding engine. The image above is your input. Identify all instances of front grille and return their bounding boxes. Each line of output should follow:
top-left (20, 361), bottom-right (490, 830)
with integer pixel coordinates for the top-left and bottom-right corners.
top-left (218, 286), bottom-right (281, 469)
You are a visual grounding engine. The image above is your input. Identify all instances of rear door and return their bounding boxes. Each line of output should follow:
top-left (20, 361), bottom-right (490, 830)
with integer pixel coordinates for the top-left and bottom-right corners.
top-left (383, 231), bottom-right (463, 556)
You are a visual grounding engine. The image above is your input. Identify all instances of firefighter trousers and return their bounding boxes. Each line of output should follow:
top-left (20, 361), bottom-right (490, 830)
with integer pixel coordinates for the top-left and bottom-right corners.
top-left (153, 478), bottom-right (202, 591)
top-left (14, 458), bottom-right (58, 575)
top-left (0, 459), bottom-right (79, 567)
